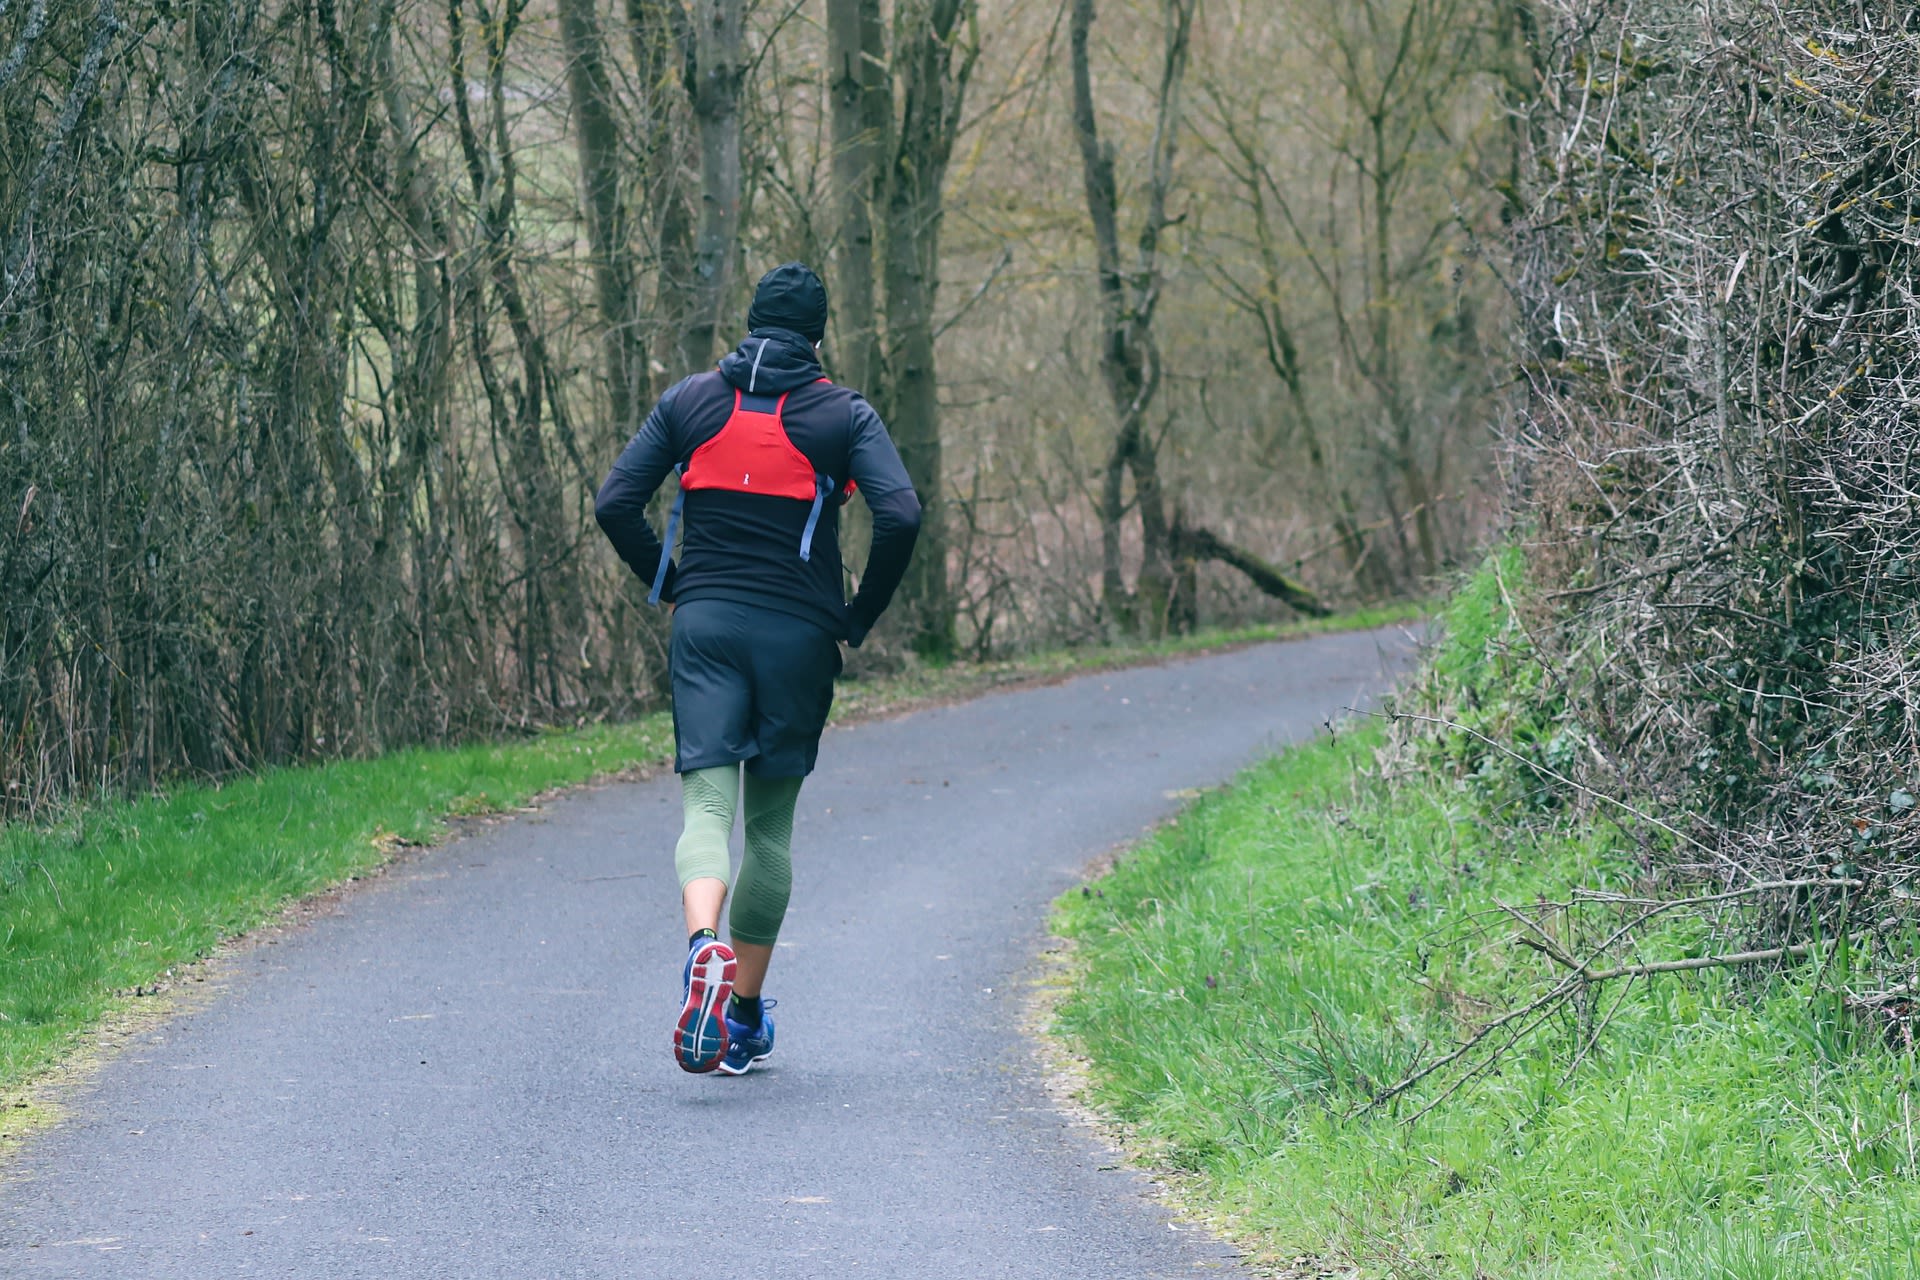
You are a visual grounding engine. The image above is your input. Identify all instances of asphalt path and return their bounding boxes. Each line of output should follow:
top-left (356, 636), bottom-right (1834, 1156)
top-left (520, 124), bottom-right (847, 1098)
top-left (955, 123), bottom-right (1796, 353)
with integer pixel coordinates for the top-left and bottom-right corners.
top-left (1, 626), bottom-right (1419, 1279)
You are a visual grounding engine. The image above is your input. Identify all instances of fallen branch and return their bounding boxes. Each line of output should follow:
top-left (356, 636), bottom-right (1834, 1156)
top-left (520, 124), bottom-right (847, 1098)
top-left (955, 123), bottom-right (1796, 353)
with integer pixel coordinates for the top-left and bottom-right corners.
top-left (1177, 525), bottom-right (1330, 616)
top-left (1360, 970), bottom-right (1586, 1114)
top-left (1518, 933), bottom-right (1863, 983)
top-left (1571, 878), bottom-right (1865, 910)
top-left (1370, 931), bottom-right (1867, 1118)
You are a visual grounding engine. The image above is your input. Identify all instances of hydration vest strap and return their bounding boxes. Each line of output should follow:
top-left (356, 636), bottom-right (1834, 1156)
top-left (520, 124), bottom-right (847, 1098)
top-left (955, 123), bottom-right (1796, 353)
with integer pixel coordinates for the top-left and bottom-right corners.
top-left (647, 464), bottom-right (686, 606)
top-left (798, 475), bottom-right (831, 563)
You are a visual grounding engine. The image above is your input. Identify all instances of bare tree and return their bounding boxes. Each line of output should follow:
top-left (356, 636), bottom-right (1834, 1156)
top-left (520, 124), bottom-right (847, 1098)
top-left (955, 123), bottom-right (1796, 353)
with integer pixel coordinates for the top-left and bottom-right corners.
top-left (680, 0), bottom-right (744, 373)
top-left (827, 0), bottom-right (885, 393)
top-left (816, 0), bottom-right (978, 656)
top-left (1193, 88), bottom-right (1387, 595)
top-left (1316, 0), bottom-right (1482, 577)
top-left (625, 0), bottom-right (699, 381)
top-left (1181, 0), bottom-right (1495, 595)
top-left (883, 0), bottom-right (979, 656)
top-left (560, 0), bottom-right (645, 440)
top-left (3, 0), bottom-right (638, 808)
top-left (449, 0), bottom-right (583, 703)
top-left (3, 0), bottom-right (1499, 816)
top-left (1069, 0), bottom-right (1193, 635)
top-left (1071, 0), bottom-right (1325, 633)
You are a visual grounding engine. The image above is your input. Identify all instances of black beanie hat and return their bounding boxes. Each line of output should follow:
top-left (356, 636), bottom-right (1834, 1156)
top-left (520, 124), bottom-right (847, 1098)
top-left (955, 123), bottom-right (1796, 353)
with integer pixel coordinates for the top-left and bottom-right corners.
top-left (746, 262), bottom-right (830, 344)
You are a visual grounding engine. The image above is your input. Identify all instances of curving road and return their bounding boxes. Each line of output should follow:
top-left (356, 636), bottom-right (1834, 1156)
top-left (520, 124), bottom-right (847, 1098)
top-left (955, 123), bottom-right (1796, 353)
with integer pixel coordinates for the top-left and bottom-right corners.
top-left (1, 627), bottom-right (1418, 1279)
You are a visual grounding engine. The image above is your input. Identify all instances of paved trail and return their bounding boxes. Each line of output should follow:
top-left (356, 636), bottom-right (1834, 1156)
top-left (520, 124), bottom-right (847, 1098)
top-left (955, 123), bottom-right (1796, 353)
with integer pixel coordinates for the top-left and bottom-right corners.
top-left (1, 627), bottom-right (1418, 1279)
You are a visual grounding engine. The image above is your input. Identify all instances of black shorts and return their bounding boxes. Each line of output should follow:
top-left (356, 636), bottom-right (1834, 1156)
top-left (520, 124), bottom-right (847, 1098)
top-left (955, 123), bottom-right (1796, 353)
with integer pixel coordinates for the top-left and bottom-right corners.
top-left (669, 598), bottom-right (842, 778)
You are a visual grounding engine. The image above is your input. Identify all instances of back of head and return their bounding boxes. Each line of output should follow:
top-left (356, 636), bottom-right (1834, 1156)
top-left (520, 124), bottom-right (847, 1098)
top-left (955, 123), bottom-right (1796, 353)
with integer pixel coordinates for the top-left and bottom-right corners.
top-left (746, 263), bottom-right (829, 344)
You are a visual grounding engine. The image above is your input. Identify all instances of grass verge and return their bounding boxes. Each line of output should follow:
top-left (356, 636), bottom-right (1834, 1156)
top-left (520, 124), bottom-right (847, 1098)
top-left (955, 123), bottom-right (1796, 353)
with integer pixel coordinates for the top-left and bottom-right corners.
top-left (1051, 606), bottom-right (1920, 1276)
top-left (0, 602), bottom-right (1419, 1117)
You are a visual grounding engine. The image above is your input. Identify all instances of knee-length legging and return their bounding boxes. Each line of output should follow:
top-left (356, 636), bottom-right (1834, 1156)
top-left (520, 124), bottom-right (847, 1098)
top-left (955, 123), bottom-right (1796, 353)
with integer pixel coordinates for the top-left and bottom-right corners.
top-left (673, 765), bottom-right (803, 947)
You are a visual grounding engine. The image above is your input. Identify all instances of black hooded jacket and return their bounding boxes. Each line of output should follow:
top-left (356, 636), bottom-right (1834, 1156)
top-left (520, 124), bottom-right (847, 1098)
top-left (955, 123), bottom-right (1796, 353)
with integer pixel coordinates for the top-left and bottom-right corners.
top-left (594, 329), bottom-right (922, 646)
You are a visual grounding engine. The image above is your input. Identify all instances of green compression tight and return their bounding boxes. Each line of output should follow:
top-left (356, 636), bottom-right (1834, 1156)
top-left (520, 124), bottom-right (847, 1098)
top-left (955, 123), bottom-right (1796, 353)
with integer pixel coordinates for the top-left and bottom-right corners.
top-left (673, 765), bottom-right (804, 947)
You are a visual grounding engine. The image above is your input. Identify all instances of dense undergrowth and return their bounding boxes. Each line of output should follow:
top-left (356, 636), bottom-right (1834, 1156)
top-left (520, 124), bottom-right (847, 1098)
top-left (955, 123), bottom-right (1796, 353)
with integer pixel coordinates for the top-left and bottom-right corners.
top-left (1054, 565), bottom-right (1920, 1277)
top-left (1506, 0), bottom-right (1920, 1006)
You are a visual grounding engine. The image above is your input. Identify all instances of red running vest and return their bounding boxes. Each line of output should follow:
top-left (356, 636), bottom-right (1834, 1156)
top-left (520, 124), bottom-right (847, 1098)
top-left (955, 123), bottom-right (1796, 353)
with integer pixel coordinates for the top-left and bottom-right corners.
top-left (648, 385), bottom-right (856, 604)
top-left (684, 389), bottom-right (821, 501)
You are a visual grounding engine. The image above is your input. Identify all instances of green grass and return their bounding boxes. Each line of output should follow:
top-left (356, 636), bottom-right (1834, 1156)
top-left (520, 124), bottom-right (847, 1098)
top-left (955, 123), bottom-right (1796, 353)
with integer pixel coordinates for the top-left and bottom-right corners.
top-left (0, 603), bottom-right (1415, 1105)
top-left (1051, 585), bottom-right (1920, 1276)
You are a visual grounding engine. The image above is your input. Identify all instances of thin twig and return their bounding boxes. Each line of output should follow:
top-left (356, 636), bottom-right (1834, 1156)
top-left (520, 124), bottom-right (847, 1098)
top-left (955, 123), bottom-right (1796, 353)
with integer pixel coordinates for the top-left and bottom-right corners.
top-left (1517, 932), bottom-right (1860, 983)
top-left (34, 861), bottom-right (62, 912)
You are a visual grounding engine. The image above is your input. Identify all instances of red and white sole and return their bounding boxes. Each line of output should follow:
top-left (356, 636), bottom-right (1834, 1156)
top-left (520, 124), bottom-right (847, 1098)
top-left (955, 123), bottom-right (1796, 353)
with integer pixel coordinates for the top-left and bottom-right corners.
top-left (674, 940), bottom-right (736, 1074)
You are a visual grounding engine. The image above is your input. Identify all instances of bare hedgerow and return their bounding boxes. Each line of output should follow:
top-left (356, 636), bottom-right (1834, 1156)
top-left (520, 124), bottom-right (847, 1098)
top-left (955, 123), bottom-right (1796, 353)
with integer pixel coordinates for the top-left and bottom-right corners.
top-left (1384, 0), bottom-right (1920, 1098)
top-left (0, 1), bottom-right (669, 817)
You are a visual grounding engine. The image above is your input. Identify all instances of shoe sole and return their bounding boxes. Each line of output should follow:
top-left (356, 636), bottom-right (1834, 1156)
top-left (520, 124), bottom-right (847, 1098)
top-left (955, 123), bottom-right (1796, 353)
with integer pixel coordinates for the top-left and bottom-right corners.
top-left (674, 941), bottom-right (736, 1074)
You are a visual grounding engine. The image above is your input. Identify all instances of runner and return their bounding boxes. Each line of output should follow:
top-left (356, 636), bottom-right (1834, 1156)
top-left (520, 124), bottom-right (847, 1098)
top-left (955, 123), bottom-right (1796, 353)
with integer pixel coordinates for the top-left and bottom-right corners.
top-left (593, 263), bottom-right (922, 1075)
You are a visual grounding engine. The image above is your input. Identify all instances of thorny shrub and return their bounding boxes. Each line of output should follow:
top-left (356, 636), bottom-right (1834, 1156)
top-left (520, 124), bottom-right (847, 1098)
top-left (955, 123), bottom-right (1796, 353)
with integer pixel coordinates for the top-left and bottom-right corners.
top-left (1472, 0), bottom-right (1920, 1034)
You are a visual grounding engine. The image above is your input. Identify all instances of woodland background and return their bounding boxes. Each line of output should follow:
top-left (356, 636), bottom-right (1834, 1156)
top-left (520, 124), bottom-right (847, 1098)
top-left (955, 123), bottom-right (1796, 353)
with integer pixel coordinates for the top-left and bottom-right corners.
top-left (0, 0), bottom-right (1507, 812)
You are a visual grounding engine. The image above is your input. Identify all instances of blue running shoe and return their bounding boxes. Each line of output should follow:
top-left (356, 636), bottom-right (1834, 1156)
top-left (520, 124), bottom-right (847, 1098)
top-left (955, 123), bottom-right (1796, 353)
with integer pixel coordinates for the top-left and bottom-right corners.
top-left (675, 939), bottom-right (736, 1074)
top-left (716, 998), bottom-right (776, 1076)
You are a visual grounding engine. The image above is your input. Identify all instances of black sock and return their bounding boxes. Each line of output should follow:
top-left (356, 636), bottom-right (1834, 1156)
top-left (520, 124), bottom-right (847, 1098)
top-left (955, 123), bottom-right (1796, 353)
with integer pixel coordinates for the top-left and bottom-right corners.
top-left (689, 928), bottom-right (718, 948)
top-left (729, 994), bottom-right (762, 1027)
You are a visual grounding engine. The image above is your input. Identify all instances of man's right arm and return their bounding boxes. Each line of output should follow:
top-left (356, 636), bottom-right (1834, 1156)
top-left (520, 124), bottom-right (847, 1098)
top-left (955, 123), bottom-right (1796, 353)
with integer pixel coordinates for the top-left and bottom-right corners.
top-left (594, 381), bottom-right (687, 603)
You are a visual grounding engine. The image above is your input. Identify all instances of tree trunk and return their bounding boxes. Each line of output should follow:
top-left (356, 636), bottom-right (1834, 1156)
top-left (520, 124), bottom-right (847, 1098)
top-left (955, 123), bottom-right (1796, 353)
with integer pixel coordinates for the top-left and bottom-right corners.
top-left (879, 0), bottom-right (976, 657)
top-left (680, 0), bottom-right (743, 375)
top-left (560, 0), bottom-right (644, 441)
top-left (827, 0), bottom-right (885, 394)
top-left (625, 0), bottom-right (698, 382)
top-left (370, 0), bottom-right (454, 733)
top-left (1129, 428), bottom-right (1173, 633)
top-left (884, 211), bottom-right (950, 654)
top-left (1073, 0), bottom-right (1139, 625)
top-left (825, 0), bottom-right (887, 597)
top-left (449, 0), bottom-right (573, 704)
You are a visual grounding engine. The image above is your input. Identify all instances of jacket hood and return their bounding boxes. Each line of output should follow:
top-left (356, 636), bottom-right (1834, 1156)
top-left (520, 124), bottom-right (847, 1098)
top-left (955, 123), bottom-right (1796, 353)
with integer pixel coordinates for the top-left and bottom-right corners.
top-left (718, 329), bottom-right (825, 396)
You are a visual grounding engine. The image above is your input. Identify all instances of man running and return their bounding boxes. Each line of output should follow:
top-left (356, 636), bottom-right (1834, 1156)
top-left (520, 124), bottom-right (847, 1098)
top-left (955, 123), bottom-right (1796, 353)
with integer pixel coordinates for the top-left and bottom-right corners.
top-left (593, 263), bottom-right (921, 1075)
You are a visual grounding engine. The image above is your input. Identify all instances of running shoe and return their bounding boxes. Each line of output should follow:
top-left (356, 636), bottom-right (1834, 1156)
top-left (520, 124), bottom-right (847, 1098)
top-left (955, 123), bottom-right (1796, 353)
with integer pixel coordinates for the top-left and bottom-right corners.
top-left (675, 938), bottom-right (737, 1073)
top-left (716, 998), bottom-right (776, 1076)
